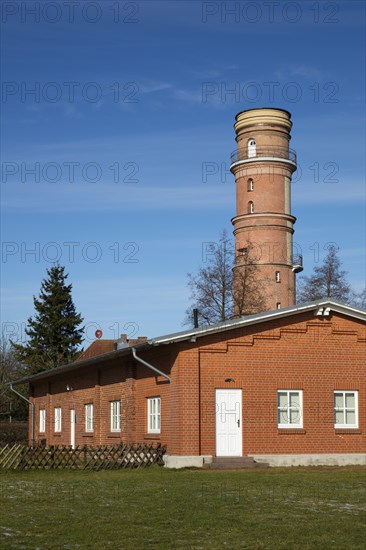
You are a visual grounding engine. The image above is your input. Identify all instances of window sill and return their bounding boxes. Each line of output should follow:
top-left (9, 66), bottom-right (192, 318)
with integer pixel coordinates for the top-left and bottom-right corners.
top-left (144, 433), bottom-right (161, 440)
top-left (334, 429), bottom-right (361, 434)
top-left (82, 433), bottom-right (94, 437)
top-left (107, 433), bottom-right (121, 438)
top-left (278, 429), bottom-right (306, 435)
top-left (53, 433), bottom-right (62, 437)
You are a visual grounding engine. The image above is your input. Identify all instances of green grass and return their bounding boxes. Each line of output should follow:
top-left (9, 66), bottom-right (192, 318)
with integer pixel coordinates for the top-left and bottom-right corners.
top-left (0, 466), bottom-right (365, 549)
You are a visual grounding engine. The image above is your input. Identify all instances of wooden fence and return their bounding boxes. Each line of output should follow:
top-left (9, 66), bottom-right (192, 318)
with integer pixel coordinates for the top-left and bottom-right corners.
top-left (0, 443), bottom-right (166, 471)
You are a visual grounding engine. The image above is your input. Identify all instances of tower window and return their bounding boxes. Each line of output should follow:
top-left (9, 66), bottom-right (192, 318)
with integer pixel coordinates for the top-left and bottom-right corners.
top-left (248, 139), bottom-right (256, 158)
top-left (248, 178), bottom-right (254, 192)
top-left (275, 271), bottom-right (281, 283)
top-left (276, 302), bottom-right (281, 309)
top-left (248, 201), bottom-right (254, 214)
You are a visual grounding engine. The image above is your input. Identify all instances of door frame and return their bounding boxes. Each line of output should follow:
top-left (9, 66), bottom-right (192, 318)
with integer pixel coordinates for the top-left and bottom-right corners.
top-left (70, 409), bottom-right (76, 449)
top-left (215, 388), bottom-right (242, 457)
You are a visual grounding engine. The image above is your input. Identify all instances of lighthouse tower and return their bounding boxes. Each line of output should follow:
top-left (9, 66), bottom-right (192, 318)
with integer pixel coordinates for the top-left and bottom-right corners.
top-left (230, 108), bottom-right (302, 313)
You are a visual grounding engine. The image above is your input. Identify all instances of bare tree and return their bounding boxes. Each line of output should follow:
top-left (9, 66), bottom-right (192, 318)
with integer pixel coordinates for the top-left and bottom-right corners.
top-left (233, 245), bottom-right (267, 317)
top-left (184, 231), bottom-right (266, 326)
top-left (350, 288), bottom-right (366, 310)
top-left (0, 336), bottom-right (28, 419)
top-left (185, 230), bottom-right (234, 325)
top-left (297, 244), bottom-right (351, 303)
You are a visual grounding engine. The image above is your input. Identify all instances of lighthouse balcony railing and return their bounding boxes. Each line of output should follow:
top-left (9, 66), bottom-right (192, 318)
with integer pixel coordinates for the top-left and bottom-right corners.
top-left (292, 254), bottom-right (303, 273)
top-left (230, 146), bottom-right (297, 166)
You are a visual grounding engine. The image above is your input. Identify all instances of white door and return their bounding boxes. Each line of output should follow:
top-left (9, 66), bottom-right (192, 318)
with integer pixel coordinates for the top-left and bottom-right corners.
top-left (215, 389), bottom-right (242, 456)
top-left (248, 139), bottom-right (256, 158)
top-left (70, 409), bottom-right (76, 449)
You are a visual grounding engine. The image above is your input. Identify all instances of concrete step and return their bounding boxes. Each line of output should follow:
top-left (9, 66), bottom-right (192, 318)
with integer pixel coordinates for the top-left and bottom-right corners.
top-left (206, 456), bottom-right (269, 470)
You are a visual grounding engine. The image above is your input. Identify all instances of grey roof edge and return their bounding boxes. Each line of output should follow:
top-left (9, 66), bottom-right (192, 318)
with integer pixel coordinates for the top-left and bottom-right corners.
top-left (9, 300), bottom-right (365, 386)
top-left (9, 341), bottom-right (150, 386)
top-left (148, 299), bottom-right (366, 345)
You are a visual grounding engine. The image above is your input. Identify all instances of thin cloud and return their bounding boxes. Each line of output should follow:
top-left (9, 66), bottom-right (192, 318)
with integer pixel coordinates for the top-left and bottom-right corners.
top-left (140, 81), bottom-right (173, 94)
top-left (290, 65), bottom-right (322, 78)
top-left (172, 88), bottom-right (204, 103)
top-left (1, 184), bottom-right (235, 213)
top-left (293, 179), bottom-right (365, 205)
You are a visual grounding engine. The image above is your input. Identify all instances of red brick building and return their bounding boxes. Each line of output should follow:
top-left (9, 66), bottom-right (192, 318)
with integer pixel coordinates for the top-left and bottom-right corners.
top-left (11, 109), bottom-right (366, 466)
top-left (13, 301), bottom-right (366, 467)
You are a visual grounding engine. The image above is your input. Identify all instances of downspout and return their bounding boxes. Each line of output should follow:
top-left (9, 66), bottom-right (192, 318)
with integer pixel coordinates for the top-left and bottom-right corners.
top-left (198, 349), bottom-right (201, 456)
top-left (131, 347), bottom-right (172, 458)
top-left (131, 347), bottom-right (171, 382)
top-left (9, 384), bottom-right (35, 446)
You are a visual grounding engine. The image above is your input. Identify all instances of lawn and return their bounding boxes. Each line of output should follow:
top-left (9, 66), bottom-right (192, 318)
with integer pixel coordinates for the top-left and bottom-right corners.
top-left (0, 466), bottom-right (365, 549)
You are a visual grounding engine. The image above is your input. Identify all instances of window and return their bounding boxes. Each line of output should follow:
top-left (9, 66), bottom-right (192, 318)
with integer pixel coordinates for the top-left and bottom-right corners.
top-left (110, 400), bottom-right (121, 432)
top-left (277, 390), bottom-right (303, 428)
top-left (40, 409), bottom-right (46, 433)
top-left (276, 302), bottom-right (281, 309)
top-left (248, 139), bottom-right (256, 158)
top-left (248, 201), bottom-right (254, 214)
top-left (148, 397), bottom-right (161, 434)
top-left (334, 391), bottom-right (358, 428)
top-left (85, 403), bottom-right (94, 432)
top-left (54, 407), bottom-right (62, 432)
top-left (248, 178), bottom-right (254, 191)
top-left (275, 271), bottom-right (281, 283)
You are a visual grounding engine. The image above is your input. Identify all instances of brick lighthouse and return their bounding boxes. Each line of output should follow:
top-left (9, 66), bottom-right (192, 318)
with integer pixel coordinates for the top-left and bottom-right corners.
top-left (230, 108), bottom-right (302, 313)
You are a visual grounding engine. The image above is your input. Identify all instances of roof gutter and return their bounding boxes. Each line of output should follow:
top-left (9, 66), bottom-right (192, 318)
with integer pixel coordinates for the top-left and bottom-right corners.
top-left (9, 384), bottom-right (35, 446)
top-left (131, 347), bottom-right (171, 382)
top-left (10, 343), bottom-right (150, 386)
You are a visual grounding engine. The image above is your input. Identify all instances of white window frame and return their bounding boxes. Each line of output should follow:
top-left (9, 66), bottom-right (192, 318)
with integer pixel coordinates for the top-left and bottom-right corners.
top-left (275, 271), bottom-right (281, 283)
top-left (39, 409), bottom-right (46, 433)
top-left (277, 390), bottom-right (303, 428)
top-left (148, 397), bottom-right (161, 434)
top-left (248, 139), bottom-right (256, 158)
top-left (110, 400), bottom-right (121, 432)
top-left (248, 201), bottom-right (254, 214)
top-left (85, 403), bottom-right (94, 433)
top-left (334, 391), bottom-right (358, 428)
top-left (248, 178), bottom-right (254, 192)
top-left (54, 407), bottom-right (62, 433)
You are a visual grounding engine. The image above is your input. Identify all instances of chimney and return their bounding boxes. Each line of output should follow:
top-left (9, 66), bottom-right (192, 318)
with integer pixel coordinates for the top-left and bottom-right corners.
top-left (116, 333), bottom-right (129, 350)
top-left (193, 308), bottom-right (199, 329)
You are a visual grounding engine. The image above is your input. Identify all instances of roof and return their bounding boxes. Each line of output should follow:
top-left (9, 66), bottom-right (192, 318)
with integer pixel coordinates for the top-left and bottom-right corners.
top-left (10, 300), bottom-right (366, 386)
top-left (77, 340), bottom-right (116, 361)
top-left (234, 107), bottom-right (292, 120)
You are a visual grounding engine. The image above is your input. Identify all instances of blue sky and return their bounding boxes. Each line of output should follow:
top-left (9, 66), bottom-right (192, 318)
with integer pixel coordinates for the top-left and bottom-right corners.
top-left (1, 0), bottom-right (365, 345)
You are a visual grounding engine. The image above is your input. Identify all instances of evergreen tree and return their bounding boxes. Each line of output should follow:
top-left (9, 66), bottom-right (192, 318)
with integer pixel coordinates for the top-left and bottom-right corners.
top-left (12, 265), bottom-right (84, 374)
top-left (297, 245), bottom-right (351, 303)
